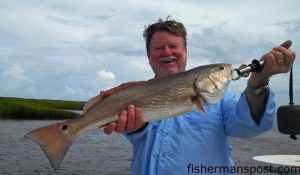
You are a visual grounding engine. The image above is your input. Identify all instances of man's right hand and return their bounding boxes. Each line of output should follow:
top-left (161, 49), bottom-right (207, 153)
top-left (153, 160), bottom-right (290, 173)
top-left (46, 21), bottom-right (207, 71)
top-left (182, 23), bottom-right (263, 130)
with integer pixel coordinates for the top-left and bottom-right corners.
top-left (94, 81), bottom-right (146, 135)
top-left (103, 104), bottom-right (146, 134)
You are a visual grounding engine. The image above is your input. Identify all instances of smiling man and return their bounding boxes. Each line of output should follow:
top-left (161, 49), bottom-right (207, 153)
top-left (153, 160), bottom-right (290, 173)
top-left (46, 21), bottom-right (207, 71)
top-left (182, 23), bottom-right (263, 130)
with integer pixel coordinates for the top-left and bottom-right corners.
top-left (102, 17), bottom-right (296, 175)
top-left (146, 29), bottom-right (187, 77)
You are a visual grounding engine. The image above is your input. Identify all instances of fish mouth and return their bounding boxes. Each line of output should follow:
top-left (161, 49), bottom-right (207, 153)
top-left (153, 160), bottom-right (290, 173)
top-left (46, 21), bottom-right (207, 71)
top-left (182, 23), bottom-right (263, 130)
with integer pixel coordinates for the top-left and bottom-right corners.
top-left (159, 57), bottom-right (177, 64)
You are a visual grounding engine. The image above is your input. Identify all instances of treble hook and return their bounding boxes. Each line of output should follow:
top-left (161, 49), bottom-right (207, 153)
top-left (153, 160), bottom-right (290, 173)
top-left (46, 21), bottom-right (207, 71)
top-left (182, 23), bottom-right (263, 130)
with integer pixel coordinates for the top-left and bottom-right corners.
top-left (232, 59), bottom-right (265, 80)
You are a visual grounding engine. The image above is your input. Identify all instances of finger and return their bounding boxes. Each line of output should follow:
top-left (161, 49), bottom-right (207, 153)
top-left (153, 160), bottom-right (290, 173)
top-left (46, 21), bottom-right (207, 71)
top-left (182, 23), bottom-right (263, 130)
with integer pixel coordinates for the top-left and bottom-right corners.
top-left (270, 50), bottom-right (284, 64)
top-left (100, 90), bottom-right (110, 99)
top-left (126, 105), bottom-right (135, 131)
top-left (273, 46), bottom-right (294, 60)
top-left (292, 51), bottom-right (296, 59)
top-left (261, 52), bottom-right (276, 66)
top-left (100, 85), bottom-right (126, 99)
top-left (269, 50), bottom-right (291, 73)
top-left (103, 122), bottom-right (117, 135)
top-left (258, 52), bottom-right (278, 78)
top-left (115, 110), bottom-right (127, 133)
top-left (103, 87), bottom-right (118, 97)
top-left (120, 82), bottom-right (140, 89)
top-left (134, 107), bottom-right (144, 130)
top-left (279, 40), bottom-right (292, 49)
top-left (273, 46), bottom-right (296, 68)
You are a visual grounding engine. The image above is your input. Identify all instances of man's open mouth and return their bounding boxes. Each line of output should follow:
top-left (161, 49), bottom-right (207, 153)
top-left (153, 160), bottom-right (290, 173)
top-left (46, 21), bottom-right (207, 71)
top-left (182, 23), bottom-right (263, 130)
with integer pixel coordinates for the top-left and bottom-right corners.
top-left (159, 57), bottom-right (177, 64)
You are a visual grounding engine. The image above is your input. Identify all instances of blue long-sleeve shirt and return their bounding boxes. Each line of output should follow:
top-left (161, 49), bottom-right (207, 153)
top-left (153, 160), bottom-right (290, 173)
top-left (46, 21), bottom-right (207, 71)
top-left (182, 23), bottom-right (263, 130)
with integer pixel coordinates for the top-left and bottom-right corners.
top-left (125, 90), bottom-right (276, 175)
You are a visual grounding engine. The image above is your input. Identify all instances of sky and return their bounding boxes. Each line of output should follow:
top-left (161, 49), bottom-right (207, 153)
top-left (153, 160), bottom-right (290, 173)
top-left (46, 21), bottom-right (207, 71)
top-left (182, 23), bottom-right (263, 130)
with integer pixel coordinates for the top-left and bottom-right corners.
top-left (0, 0), bottom-right (299, 107)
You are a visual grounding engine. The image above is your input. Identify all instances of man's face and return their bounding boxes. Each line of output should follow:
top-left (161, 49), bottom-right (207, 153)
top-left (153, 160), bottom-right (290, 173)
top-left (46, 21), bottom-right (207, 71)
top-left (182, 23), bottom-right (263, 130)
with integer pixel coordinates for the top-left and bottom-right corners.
top-left (148, 31), bottom-right (187, 77)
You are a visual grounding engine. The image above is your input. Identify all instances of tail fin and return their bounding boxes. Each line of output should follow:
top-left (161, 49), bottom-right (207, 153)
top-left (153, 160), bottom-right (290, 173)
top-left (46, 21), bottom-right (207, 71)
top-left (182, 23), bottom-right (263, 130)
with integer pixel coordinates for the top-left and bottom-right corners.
top-left (24, 120), bottom-right (79, 170)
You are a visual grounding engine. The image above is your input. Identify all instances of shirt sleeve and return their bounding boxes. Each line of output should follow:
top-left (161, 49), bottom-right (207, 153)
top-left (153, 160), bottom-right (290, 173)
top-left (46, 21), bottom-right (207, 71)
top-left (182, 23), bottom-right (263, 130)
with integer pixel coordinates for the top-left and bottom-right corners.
top-left (222, 89), bottom-right (276, 138)
top-left (123, 122), bottom-right (154, 142)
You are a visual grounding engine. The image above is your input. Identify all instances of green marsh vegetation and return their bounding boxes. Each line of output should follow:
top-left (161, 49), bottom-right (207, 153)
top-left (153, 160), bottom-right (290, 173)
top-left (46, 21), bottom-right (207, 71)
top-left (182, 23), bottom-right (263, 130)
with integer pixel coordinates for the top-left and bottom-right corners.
top-left (0, 97), bottom-right (85, 120)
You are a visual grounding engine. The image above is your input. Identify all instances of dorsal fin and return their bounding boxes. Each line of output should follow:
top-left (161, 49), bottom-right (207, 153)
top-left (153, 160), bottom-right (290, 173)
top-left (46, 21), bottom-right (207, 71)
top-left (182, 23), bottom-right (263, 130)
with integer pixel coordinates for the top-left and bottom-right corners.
top-left (83, 81), bottom-right (146, 113)
top-left (83, 94), bottom-right (103, 113)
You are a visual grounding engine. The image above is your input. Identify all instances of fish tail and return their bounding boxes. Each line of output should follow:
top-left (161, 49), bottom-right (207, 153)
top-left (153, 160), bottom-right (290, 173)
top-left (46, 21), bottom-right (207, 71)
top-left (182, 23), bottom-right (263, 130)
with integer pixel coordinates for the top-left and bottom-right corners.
top-left (24, 120), bottom-right (79, 170)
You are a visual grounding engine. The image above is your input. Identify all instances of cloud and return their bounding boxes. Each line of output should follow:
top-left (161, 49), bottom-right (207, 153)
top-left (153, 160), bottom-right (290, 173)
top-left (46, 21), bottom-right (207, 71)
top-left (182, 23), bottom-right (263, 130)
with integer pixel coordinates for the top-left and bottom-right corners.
top-left (275, 18), bottom-right (300, 34)
top-left (64, 86), bottom-right (86, 95)
top-left (97, 70), bottom-right (116, 80)
top-left (0, 64), bottom-right (36, 97)
top-left (62, 86), bottom-right (95, 101)
top-left (0, 0), bottom-right (299, 104)
top-left (88, 70), bottom-right (118, 93)
top-left (3, 64), bottom-right (28, 81)
top-left (188, 27), bottom-right (276, 65)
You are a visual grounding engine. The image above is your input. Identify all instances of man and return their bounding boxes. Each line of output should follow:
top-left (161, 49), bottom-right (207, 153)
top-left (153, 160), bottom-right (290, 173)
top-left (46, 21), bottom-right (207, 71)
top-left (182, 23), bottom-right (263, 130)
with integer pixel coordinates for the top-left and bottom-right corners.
top-left (102, 18), bottom-right (296, 175)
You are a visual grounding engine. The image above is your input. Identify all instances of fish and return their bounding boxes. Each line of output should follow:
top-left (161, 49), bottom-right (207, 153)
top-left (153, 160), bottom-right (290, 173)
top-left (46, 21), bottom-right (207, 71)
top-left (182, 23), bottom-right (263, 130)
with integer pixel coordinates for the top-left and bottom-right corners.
top-left (24, 63), bottom-right (233, 170)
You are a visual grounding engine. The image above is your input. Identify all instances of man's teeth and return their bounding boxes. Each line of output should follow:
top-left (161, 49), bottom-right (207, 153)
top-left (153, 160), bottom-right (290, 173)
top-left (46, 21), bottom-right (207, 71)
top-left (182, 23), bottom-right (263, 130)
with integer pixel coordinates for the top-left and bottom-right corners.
top-left (160, 58), bottom-right (176, 63)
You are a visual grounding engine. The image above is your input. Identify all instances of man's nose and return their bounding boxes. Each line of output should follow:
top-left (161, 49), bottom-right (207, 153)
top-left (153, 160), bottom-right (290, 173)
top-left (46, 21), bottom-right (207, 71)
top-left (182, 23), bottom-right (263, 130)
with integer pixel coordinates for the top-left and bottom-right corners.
top-left (161, 46), bottom-right (172, 55)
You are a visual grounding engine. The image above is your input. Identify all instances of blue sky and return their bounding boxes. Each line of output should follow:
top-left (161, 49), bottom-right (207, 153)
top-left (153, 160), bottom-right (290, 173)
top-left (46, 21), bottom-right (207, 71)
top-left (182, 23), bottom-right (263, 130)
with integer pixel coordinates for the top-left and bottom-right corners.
top-left (0, 0), bottom-right (299, 107)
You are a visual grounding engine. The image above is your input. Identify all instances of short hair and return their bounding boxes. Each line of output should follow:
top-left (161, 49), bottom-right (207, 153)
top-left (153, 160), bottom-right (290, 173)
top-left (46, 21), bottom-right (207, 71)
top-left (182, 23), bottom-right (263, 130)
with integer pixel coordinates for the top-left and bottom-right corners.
top-left (143, 16), bottom-right (187, 55)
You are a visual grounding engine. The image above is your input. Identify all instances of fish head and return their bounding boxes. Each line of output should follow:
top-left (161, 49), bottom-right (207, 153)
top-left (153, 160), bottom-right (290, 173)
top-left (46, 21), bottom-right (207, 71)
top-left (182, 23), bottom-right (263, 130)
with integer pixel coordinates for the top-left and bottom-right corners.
top-left (194, 64), bottom-right (233, 105)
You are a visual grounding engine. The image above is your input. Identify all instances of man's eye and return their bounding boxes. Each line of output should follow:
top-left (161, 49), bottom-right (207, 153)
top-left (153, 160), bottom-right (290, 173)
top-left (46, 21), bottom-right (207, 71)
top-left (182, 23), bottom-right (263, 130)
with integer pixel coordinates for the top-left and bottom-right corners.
top-left (170, 45), bottom-right (178, 48)
top-left (155, 47), bottom-right (163, 50)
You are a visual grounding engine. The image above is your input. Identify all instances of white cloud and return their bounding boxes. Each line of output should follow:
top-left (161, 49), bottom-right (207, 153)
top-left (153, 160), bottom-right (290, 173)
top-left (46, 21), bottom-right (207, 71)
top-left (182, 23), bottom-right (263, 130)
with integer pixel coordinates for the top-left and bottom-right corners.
top-left (97, 70), bottom-right (116, 80)
top-left (1, 64), bottom-right (34, 90)
top-left (0, 63), bottom-right (36, 98)
top-left (62, 86), bottom-right (95, 101)
top-left (0, 6), bottom-right (104, 43)
top-left (64, 86), bottom-right (85, 95)
top-left (0, 0), bottom-right (299, 105)
top-left (3, 64), bottom-right (28, 81)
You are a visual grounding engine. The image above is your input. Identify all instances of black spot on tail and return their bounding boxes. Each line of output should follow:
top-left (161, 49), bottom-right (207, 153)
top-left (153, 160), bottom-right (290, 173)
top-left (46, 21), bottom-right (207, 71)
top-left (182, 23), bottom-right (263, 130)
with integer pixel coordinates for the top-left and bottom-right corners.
top-left (62, 125), bottom-right (68, 131)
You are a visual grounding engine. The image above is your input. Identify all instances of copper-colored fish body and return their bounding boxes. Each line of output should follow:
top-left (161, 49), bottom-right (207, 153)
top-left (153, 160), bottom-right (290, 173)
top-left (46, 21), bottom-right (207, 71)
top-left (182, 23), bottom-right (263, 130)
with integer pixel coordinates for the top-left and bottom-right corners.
top-left (25, 63), bottom-right (233, 170)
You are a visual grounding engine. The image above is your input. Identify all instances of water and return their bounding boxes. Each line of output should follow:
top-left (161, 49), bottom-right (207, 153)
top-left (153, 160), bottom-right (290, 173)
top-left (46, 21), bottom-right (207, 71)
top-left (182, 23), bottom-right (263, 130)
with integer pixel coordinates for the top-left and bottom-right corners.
top-left (230, 123), bottom-right (300, 174)
top-left (0, 120), bottom-right (299, 175)
top-left (0, 120), bottom-right (131, 175)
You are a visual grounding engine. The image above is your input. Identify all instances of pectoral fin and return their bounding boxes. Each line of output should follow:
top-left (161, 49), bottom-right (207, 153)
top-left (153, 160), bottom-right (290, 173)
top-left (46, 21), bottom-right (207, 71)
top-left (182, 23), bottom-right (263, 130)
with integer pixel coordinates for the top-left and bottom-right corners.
top-left (192, 96), bottom-right (206, 113)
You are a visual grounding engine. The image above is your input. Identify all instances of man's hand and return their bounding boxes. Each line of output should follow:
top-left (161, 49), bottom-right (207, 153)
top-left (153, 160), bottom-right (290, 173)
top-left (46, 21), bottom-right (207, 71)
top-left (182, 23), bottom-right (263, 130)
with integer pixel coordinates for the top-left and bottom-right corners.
top-left (103, 104), bottom-right (145, 134)
top-left (249, 40), bottom-right (296, 87)
top-left (92, 81), bottom-right (146, 135)
top-left (246, 40), bottom-right (296, 123)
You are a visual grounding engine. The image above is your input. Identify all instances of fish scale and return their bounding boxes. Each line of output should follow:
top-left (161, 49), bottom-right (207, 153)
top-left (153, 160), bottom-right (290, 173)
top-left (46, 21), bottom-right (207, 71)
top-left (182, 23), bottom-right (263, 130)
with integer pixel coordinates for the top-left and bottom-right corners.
top-left (132, 86), bottom-right (196, 121)
top-left (24, 63), bottom-right (233, 170)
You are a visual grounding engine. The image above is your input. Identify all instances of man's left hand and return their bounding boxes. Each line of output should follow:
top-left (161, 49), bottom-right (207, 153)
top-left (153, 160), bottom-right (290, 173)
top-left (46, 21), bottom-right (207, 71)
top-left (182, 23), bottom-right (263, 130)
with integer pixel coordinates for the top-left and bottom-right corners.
top-left (250, 40), bottom-right (296, 87)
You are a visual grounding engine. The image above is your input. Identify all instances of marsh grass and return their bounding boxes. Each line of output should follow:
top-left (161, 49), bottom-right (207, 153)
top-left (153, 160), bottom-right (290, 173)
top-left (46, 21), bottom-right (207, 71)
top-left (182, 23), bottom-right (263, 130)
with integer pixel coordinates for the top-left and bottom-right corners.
top-left (0, 97), bottom-right (85, 120)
